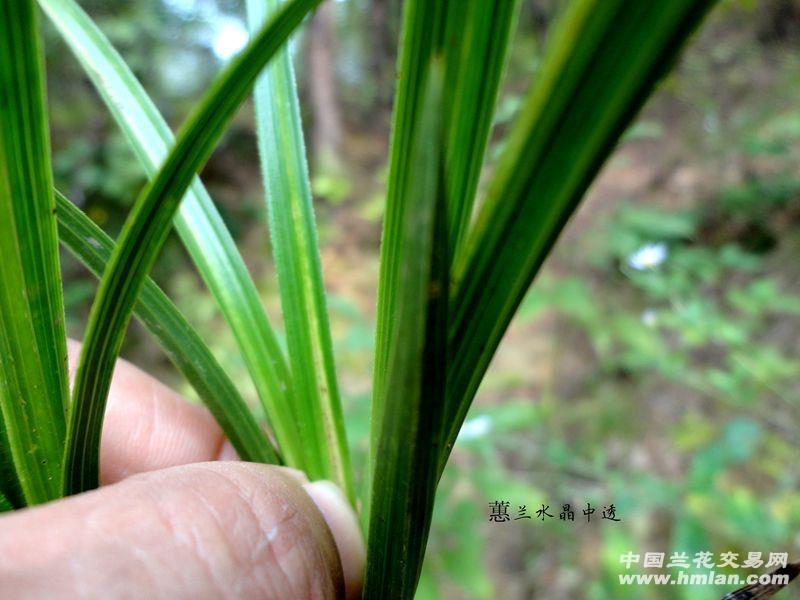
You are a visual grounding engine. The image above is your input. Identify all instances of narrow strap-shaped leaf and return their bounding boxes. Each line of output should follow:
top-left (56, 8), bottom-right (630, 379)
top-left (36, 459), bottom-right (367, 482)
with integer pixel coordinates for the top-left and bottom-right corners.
top-left (0, 0), bottom-right (68, 504)
top-left (365, 58), bottom-right (447, 600)
top-left (55, 191), bottom-right (278, 465)
top-left (0, 415), bottom-right (24, 509)
top-left (368, 0), bottom-right (447, 517)
top-left (246, 0), bottom-right (353, 499)
top-left (38, 0), bottom-right (297, 466)
top-left (0, 489), bottom-right (13, 513)
top-left (64, 0), bottom-right (321, 495)
top-left (441, 0), bottom-right (520, 260)
top-left (444, 0), bottom-right (717, 464)
top-left (723, 561), bottom-right (800, 599)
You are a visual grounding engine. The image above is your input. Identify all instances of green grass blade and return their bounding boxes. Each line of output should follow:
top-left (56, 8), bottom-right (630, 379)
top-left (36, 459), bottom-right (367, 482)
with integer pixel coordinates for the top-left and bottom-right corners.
top-left (0, 489), bottom-right (13, 513)
top-left (38, 0), bottom-right (298, 466)
top-left (64, 0), bottom-right (321, 495)
top-left (0, 416), bottom-right (24, 509)
top-left (0, 0), bottom-right (68, 504)
top-left (0, 492), bottom-right (15, 512)
top-left (365, 58), bottom-right (446, 599)
top-left (246, 0), bottom-right (353, 499)
top-left (54, 191), bottom-right (278, 465)
top-left (368, 0), bottom-right (446, 518)
top-left (444, 0), bottom-right (717, 461)
top-left (442, 0), bottom-right (520, 259)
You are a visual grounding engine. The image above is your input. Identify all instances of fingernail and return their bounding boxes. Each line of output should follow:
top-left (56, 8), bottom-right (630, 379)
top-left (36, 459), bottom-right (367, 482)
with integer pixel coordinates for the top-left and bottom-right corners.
top-left (304, 481), bottom-right (365, 600)
top-left (216, 439), bottom-right (241, 461)
top-left (276, 466), bottom-right (309, 485)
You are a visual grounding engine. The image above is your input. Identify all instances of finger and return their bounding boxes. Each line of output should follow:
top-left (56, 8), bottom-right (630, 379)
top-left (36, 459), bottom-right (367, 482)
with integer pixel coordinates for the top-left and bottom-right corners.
top-left (0, 463), bottom-right (363, 599)
top-left (67, 339), bottom-right (229, 484)
top-left (305, 481), bottom-right (366, 600)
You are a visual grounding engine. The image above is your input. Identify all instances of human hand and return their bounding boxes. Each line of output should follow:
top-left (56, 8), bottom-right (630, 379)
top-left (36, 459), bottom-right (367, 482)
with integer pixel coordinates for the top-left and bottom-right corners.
top-left (0, 340), bottom-right (364, 599)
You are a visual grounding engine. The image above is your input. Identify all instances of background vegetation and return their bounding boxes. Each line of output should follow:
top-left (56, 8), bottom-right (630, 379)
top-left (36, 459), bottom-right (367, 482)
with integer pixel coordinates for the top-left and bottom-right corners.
top-left (48, 0), bottom-right (800, 597)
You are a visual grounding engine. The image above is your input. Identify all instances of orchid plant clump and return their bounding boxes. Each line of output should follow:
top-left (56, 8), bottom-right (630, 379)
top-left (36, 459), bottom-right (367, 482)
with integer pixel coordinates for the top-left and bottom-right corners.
top-left (0, 0), bottom-right (716, 596)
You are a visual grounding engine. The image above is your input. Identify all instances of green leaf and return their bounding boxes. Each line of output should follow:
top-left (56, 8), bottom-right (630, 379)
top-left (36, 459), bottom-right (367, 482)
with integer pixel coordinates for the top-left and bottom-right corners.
top-left (442, 0), bottom-right (520, 259)
top-left (246, 0), bottom-right (353, 499)
top-left (443, 0), bottom-right (717, 465)
top-left (0, 489), bottom-right (13, 513)
top-left (0, 416), bottom-right (24, 509)
top-left (54, 191), bottom-right (278, 465)
top-left (368, 0), bottom-right (446, 522)
top-left (365, 57), bottom-right (447, 600)
top-left (0, 0), bottom-right (68, 505)
top-left (64, 0), bottom-right (322, 495)
top-left (38, 0), bottom-right (297, 466)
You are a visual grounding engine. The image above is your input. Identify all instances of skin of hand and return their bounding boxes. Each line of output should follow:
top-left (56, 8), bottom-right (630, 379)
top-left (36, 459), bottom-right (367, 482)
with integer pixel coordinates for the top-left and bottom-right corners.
top-left (0, 340), bottom-right (365, 599)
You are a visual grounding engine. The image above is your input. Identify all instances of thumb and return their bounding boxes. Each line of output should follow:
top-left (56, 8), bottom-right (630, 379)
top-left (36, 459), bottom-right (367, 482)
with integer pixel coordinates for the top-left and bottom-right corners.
top-left (0, 462), bottom-right (364, 599)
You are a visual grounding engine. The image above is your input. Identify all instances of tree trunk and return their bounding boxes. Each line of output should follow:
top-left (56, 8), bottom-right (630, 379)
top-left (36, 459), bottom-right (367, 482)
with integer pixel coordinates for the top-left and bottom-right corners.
top-left (307, 2), bottom-right (343, 170)
top-left (369, 0), bottom-right (395, 111)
